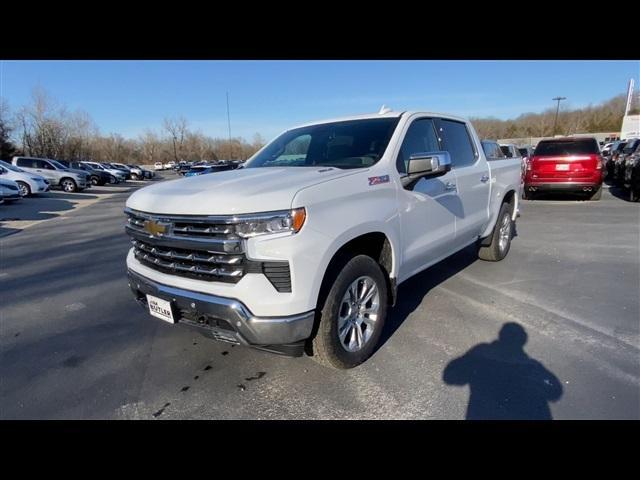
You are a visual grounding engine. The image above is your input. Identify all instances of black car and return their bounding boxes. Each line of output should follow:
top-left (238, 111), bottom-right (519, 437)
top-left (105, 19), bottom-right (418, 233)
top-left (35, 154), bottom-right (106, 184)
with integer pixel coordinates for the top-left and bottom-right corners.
top-left (607, 141), bottom-right (628, 184)
top-left (623, 142), bottom-right (640, 202)
top-left (57, 160), bottom-right (113, 186)
top-left (177, 163), bottom-right (193, 176)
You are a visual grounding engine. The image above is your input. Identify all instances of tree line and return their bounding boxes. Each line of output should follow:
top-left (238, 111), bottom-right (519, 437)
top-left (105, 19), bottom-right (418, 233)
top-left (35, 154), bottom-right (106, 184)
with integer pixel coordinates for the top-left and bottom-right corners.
top-left (0, 88), bottom-right (266, 165)
top-left (1, 87), bottom-right (638, 164)
top-left (471, 92), bottom-right (639, 140)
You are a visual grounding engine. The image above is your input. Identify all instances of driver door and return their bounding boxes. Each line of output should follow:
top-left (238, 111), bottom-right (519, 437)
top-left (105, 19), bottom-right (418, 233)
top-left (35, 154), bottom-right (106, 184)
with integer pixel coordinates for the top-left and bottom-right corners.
top-left (396, 117), bottom-right (458, 281)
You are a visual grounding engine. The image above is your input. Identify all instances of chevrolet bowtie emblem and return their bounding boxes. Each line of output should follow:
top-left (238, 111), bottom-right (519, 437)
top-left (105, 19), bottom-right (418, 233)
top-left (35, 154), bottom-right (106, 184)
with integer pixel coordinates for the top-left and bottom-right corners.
top-left (143, 219), bottom-right (169, 237)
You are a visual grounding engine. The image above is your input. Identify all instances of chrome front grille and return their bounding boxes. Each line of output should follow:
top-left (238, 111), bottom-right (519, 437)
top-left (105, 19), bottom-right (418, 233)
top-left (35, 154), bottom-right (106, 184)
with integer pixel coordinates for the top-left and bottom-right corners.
top-left (125, 208), bottom-right (292, 291)
top-left (125, 208), bottom-right (245, 283)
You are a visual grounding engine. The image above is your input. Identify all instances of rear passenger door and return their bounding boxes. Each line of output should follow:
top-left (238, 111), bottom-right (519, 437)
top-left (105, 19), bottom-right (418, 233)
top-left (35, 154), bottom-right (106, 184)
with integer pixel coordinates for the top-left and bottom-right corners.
top-left (33, 159), bottom-right (58, 183)
top-left (435, 118), bottom-right (490, 247)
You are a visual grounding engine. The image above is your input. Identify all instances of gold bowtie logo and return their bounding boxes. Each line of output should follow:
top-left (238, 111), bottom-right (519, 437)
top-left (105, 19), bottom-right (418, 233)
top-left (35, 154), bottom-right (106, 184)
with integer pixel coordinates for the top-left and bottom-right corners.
top-left (143, 219), bottom-right (169, 236)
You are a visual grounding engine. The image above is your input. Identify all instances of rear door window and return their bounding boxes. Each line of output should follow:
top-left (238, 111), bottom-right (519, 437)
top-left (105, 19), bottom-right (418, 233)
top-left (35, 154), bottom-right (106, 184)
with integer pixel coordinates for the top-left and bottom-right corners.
top-left (535, 139), bottom-right (599, 156)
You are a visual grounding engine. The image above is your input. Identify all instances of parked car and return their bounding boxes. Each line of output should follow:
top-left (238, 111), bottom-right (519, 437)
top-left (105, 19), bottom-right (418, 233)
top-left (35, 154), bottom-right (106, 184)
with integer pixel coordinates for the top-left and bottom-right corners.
top-left (56, 160), bottom-right (111, 186)
top-left (11, 156), bottom-right (90, 193)
top-left (81, 161), bottom-right (125, 183)
top-left (154, 162), bottom-right (164, 171)
top-left (127, 164), bottom-right (155, 179)
top-left (164, 161), bottom-right (176, 170)
top-left (124, 110), bottom-right (521, 368)
top-left (101, 163), bottom-right (132, 180)
top-left (601, 142), bottom-right (614, 156)
top-left (524, 137), bottom-right (604, 200)
top-left (614, 138), bottom-right (640, 186)
top-left (177, 163), bottom-right (193, 176)
top-left (0, 160), bottom-right (50, 196)
top-left (184, 164), bottom-right (237, 177)
top-left (0, 178), bottom-right (22, 203)
top-left (606, 141), bottom-right (627, 181)
top-left (623, 141), bottom-right (640, 202)
top-left (110, 162), bottom-right (144, 180)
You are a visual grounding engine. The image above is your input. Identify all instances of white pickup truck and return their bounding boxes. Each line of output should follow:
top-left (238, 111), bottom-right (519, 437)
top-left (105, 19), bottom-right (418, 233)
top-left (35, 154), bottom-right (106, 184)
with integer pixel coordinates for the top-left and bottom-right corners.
top-left (125, 110), bottom-right (521, 369)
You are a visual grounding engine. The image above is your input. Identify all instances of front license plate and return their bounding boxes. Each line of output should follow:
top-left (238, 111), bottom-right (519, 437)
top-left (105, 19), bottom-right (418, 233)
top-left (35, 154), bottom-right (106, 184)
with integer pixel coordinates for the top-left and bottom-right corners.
top-left (555, 164), bottom-right (570, 171)
top-left (147, 295), bottom-right (175, 323)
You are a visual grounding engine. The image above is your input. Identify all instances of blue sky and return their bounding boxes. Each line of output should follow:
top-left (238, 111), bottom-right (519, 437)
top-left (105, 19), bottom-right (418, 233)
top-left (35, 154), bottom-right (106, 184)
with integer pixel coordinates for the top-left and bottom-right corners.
top-left (1, 60), bottom-right (638, 141)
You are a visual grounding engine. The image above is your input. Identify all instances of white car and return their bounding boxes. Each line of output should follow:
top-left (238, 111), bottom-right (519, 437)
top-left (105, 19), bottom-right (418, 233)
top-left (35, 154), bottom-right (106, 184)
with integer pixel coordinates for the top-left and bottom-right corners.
top-left (124, 109), bottom-right (521, 368)
top-left (81, 162), bottom-right (126, 183)
top-left (0, 178), bottom-right (22, 203)
top-left (154, 162), bottom-right (163, 171)
top-left (0, 160), bottom-right (50, 196)
top-left (164, 161), bottom-right (176, 169)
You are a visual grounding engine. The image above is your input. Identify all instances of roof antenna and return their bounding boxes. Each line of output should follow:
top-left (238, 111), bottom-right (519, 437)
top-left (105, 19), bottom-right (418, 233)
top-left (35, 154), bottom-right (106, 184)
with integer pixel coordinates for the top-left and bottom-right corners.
top-left (378, 104), bottom-right (392, 114)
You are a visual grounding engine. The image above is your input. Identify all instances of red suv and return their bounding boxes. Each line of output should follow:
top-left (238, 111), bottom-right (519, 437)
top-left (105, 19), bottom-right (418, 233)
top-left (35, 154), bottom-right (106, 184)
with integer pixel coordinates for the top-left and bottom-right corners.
top-left (524, 137), bottom-right (604, 201)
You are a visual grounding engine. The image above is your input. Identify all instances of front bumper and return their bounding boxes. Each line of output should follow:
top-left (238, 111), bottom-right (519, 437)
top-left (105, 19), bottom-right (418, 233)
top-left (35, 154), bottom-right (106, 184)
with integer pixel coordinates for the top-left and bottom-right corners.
top-left (127, 269), bottom-right (315, 350)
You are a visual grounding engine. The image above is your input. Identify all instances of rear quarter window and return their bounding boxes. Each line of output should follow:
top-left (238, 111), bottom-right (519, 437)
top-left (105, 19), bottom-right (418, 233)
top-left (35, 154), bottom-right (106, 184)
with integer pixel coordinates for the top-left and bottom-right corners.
top-left (534, 139), bottom-right (599, 156)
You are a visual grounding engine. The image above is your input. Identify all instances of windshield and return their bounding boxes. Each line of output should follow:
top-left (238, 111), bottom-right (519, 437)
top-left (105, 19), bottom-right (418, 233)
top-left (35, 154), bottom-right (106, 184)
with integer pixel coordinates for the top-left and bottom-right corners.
top-left (245, 118), bottom-right (400, 169)
top-left (0, 160), bottom-right (25, 172)
top-left (87, 163), bottom-right (103, 170)
top-left (50, 160), bottom-right (68, 170)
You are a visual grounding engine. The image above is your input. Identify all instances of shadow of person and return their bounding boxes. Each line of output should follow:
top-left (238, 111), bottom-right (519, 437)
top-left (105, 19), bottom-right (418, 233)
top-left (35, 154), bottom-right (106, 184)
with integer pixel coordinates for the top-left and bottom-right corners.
top-left (443, 323), bottom-right (563, 420)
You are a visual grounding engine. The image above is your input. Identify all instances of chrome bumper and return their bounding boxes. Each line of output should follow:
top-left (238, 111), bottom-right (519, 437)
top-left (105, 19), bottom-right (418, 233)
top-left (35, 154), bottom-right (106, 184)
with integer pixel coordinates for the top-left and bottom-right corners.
top-left (127, 269), bottom-right (315, 347)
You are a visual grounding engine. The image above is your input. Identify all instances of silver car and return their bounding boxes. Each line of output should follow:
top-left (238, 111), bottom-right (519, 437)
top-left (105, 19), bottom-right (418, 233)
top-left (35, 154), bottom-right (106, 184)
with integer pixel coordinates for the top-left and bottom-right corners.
top-left (12, 156), bottom-right (90, 193)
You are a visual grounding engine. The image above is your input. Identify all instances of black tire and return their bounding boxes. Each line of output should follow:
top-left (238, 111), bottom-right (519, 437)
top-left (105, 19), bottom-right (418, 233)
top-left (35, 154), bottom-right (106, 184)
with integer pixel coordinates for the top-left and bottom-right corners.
top-left (310, 255), bottom-right (388, 369)
top-left (590, 185), bottom-right (602, 201)
top-left (108, 175), bottom-right (117, 184)
top-left (60, 178), bottom-right (77, 193)
top-left (522, 189), bottom-right (534, 200)
top-left (16, 181), bottom-right (31, 197)
top-left (478, 202), bottom-right (514, 262)
top-left (131, 173), bottom-right (139, 180)
top-left (90, 175), bottom-right (100, 186)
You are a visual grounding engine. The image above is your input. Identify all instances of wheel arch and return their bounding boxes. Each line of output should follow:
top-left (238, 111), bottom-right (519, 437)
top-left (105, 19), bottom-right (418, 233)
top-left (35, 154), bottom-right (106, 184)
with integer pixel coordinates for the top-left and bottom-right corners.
top-left (316, 231), bottom-right (399, 311)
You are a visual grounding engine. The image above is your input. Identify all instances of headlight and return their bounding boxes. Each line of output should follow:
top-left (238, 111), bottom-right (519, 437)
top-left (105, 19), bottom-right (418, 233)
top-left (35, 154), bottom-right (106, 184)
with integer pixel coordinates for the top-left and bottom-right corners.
top-left (235, 208), bottom-right (306, 238)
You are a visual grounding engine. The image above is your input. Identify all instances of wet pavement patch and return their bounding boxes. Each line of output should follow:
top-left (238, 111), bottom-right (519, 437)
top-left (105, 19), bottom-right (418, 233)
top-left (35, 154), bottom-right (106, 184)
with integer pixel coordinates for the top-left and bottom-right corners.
top-left (62, 355), bottom-right (85, 368)
top-left (222, 351), bottom-right (229, 356)
top-left (152, 402), bottom-right (171, 418)
top-left (204, 365), bottom-right (212, 371)
top-left (245, 372), bottom-right (266, 381)
top-left (194, 376), bottom-right (199, 380)
top-left (180, 386), bottom-right (190, 392)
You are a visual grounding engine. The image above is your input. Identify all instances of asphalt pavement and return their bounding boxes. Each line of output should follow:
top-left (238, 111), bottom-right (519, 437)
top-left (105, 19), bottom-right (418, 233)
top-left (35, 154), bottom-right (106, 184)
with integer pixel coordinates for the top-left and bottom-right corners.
top-left (1, 181), bottom-right (638, 419)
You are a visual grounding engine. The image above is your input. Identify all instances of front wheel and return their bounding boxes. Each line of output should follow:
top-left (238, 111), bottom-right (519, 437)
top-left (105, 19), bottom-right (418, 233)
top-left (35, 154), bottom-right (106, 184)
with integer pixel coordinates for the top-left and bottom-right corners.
top-left (90, 176), bottom-right (100, 186)
top-left (478, 202), bottom-right (514, 262)
top-left (16, 181), bottom-right (31, 197)
top-left (61, 178), bottom-right (77, 193)
top-left (310, 255), bottom-right (388, 369)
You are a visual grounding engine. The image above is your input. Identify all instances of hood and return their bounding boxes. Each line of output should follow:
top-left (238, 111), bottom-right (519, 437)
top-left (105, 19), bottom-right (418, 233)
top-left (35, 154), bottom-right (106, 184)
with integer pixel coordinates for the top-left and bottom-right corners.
top-left (66, 168), bottom-right (89, 178)
top-left (126, 166), bottom-right (359, 215)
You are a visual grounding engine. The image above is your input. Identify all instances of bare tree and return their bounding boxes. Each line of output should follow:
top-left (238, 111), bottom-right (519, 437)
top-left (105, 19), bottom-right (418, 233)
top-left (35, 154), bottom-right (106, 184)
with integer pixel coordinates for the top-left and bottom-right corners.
top-left (163, 116), bottom-right (189, 162)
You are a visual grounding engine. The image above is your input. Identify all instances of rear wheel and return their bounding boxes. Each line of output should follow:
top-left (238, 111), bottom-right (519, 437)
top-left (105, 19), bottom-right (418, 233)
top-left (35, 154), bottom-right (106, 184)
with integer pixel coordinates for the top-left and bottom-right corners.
top-left (60, 178), bottom-right (77, 193)
top-left (478, 202), bottom-right (514, 262)
top-left (16, 181), bottom-right (31, 197)
top-left (90, 175), bottom-right (100, 186)
top-left (590, 185), bottom-right (602, 201)
top-left (310, 255), bottom-right (388, 369)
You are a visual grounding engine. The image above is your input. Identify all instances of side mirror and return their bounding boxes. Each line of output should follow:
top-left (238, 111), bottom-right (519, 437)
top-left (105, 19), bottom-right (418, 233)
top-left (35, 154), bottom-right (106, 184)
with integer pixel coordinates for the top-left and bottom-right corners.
top-left (402, 151), bottom-right (451, 188)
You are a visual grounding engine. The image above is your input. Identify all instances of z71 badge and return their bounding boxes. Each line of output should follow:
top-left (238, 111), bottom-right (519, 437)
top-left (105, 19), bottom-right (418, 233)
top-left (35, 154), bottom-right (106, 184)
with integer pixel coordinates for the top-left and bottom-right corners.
top-left (368, 175), bottom-right (390, 186)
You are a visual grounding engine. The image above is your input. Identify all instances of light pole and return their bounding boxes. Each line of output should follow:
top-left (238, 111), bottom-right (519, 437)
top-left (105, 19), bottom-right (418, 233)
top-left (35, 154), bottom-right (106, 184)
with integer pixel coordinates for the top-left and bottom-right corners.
top-left (226, 92), bottom-right (232, 160)
top-left (552, 96), bottom-right (566, 136)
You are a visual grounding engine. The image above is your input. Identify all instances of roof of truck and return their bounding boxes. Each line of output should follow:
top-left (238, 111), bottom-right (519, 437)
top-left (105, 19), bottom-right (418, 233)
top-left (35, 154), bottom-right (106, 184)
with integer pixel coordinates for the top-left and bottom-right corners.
top-left (288, 110), bottom-right (471, 131)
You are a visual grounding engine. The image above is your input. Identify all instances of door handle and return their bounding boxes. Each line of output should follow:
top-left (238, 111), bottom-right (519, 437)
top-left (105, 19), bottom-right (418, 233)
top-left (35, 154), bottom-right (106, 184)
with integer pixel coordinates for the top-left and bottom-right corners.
top-left (480, 174), bottom-right (490, 183)
top-left (445, 182), bottom-right (457, 191)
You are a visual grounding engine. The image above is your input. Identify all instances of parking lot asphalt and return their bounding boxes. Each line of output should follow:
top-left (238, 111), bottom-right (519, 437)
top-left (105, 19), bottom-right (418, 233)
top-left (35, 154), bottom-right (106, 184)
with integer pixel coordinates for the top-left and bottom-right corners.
top-left (1, 179), bottom-right (638, 419)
